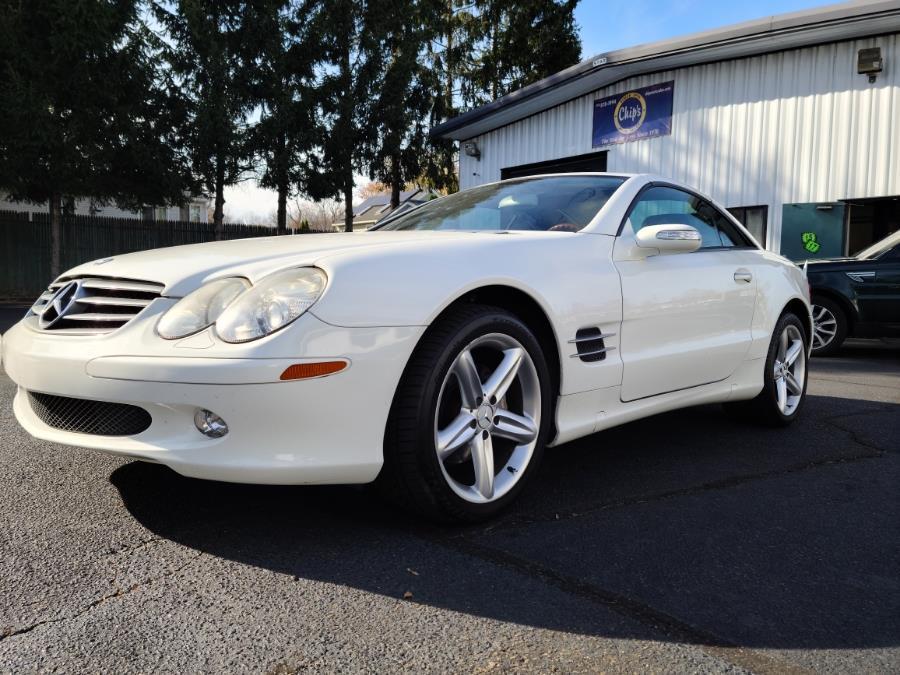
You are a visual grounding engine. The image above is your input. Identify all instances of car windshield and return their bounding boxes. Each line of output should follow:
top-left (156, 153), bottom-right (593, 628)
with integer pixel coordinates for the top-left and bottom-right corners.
top-left (378, 175), bottom-right (626, 232)
top-left (856, 230), bottom-right (900, 259)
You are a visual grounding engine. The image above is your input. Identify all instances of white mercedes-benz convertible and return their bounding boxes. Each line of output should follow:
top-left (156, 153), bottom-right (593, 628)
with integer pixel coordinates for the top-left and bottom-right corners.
top-left (3, 174), bottom-right (811, 521)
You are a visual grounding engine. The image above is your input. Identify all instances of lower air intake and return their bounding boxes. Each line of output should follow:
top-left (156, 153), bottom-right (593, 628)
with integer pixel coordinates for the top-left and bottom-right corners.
top-left (28, 392), bottom-right (152, 436)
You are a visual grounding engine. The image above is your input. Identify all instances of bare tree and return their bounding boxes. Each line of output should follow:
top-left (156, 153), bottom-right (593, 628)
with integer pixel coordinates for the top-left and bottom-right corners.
top-left (289, 197), bottom-right (345, 231)
top-left (357, 181), bottom-right (390, 199)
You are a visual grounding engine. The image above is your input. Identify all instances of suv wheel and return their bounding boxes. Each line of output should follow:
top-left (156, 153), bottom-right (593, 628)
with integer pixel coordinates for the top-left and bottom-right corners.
top-left (811, 296), bottom-right (847, 356)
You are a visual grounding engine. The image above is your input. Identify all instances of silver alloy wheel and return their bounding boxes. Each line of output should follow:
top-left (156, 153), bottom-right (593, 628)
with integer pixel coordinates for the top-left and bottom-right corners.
top-left (773, 324), bottom-right (806, 416)
top-left (434, 333), bottom-right (541, 504)
top-left (811, 304), bottom-right (837, 351)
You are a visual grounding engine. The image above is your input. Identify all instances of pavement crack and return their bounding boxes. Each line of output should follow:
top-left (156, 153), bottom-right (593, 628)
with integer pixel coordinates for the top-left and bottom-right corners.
top-left (0, 551), bottom-right (203, 643)
top-left (423, 535), bottom-right (809, 675)
top-left (463, 449), bottom-right (884, 536)
top-left (822, 409), bottom-right (898, 454)
top-left (101, 536), bottom-right (165, 559)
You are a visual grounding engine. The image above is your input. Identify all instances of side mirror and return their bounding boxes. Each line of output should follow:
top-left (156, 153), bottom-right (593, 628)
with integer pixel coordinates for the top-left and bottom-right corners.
top-left (634, 224), bottom-right (702, 256)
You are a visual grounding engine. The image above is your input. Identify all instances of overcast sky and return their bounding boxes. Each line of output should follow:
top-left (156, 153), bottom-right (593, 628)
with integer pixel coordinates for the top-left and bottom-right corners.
top-left (224, 0), bottom-right (834, 222)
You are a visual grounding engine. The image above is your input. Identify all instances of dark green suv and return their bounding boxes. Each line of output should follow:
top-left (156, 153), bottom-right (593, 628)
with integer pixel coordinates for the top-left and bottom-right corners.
top-left (806, 231), bottom-right (900, 355)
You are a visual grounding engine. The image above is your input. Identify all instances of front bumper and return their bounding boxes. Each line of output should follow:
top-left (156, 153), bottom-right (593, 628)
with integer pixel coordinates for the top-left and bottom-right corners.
top-left (2, 307), bottom-right (424, 484)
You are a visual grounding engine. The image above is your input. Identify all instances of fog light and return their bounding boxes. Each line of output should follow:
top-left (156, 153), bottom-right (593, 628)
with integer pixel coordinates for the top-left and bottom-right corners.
top-left (194, 409), bottom-right (228, 438)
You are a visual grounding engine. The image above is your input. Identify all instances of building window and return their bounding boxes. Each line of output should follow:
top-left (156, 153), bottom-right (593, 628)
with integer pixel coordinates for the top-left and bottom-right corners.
top-left (727, 206), bottom-right (768, 247)
top-left (189, 204), bottom-right (203, 222)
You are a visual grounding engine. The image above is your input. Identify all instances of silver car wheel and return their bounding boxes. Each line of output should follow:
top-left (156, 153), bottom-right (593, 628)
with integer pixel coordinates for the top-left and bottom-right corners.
top-left (773, 324), bottom-right (806, 415)
top-left (811, 304), bottom-right (837, 351)
top-left (434, 333), bottom-right (541, 504)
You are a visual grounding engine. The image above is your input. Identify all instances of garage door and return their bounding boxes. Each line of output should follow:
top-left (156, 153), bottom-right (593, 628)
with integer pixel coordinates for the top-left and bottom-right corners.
top-left (500, 151), bottom-right (608, 180)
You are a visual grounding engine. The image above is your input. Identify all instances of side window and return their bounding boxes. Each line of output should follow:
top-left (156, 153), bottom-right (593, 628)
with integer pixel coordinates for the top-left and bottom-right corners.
top-left (626, 186), bottom-right (751, 249)
top-left (702, 202), bottom-right (754, 247)
top-left (728, 205), bottom-right (767, 247)
top-left (695, 201), bottom-right (737, 247)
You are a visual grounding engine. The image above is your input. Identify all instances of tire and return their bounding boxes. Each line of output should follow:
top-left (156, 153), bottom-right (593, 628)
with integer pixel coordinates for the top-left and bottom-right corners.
top-left (810, 296), bottom-right (847, 357)
top-left (378, 303), bottom-right (553, 523)
top-left (724, 312), bottom-right (809, 427)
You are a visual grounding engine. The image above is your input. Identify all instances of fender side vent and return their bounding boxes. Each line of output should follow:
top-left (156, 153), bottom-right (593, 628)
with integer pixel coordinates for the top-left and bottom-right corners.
top-left (569, 327), bottom-right (615, 362)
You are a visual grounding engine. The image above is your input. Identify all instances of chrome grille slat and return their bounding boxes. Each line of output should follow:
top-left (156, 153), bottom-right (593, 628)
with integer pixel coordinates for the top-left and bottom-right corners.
top-left (75, 296), bottom-right (151, 308)
top-left (31, 291), bottom-right (55, 309)
top-left (63, 313), bottom-right (133, 322)
top-left (32, 275), bottom-right (164, 335)
top-left (80, 279), bottom-right (164, 294)
top-left (32, 327), bottom-right (120, 335)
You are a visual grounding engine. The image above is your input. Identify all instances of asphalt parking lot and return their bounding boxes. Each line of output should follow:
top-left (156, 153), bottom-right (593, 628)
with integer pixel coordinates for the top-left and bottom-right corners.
top-left (1, 306), bottom-right (898, 673)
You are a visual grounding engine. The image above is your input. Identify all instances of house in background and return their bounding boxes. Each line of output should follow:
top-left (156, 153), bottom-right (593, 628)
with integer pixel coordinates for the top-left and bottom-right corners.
top-left (140, 198), bottom-right (209, 222)
top-left (0, 192), bottom-right (210, 222)
top-left (335, 187), bottom-right (438, 231)
top-left (432, 0), bottom-right (900, 259)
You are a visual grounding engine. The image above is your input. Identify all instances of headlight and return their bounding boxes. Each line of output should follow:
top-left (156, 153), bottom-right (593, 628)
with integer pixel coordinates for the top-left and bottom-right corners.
top-left (157, 277), bottom-right (250, 339)
top-left (215, 267), bottom-right (326, 343)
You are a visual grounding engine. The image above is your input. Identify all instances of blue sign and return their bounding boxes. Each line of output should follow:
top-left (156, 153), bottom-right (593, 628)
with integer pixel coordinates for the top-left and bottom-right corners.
top-left (592, 81), bottom-right (675, 147)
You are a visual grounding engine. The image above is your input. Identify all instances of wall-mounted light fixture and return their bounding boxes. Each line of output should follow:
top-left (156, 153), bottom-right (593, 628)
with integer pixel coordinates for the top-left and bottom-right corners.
top-left (463, 140), bottom-right (481, 160)
top-left (858, 47), bottom-right (883, 83)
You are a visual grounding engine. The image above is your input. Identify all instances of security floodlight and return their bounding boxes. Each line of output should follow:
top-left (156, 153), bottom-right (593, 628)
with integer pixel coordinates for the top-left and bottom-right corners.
top-left (463, 141), bottom-right (481, 160)
top-left (858, 47), bottom-right (883, 83)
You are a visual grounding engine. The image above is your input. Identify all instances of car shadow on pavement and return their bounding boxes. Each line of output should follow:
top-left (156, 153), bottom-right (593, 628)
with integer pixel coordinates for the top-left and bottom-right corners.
top-left (109, 394), bottom-right (900, 651)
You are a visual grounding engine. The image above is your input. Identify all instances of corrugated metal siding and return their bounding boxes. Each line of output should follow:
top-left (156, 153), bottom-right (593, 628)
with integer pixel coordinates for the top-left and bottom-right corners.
top-left (459, 34), bottom-right (900, 250)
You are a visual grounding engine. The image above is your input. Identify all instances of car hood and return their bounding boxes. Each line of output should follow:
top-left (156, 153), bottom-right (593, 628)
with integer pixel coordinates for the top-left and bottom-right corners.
top-left (802, 256), bottom-right (861, 273)
top-left (57, 231), bottom-right (486, 297)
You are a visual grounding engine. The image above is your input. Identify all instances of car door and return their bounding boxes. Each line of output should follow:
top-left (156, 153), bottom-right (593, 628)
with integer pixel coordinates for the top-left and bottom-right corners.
top-left (857, 244), bottom-right (900, 330)
top-left (613, 185), bottom-right (758, 402)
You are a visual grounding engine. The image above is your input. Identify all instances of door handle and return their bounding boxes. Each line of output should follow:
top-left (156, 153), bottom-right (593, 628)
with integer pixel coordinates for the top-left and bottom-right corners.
top-left (734, 269), bottom-right (753, 283)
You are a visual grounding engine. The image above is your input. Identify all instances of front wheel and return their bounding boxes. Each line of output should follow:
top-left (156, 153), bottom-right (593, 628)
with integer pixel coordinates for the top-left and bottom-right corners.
top-left (379, 304), bottom-right (552, 523)
top-left (725, 312), bottom-right (809, 426)
top-left (810, 296), bottom-right (847, 356)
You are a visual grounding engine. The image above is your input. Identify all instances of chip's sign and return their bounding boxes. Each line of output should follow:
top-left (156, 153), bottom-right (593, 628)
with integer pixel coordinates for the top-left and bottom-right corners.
top-left (592, 81), bottom-right (674, 147)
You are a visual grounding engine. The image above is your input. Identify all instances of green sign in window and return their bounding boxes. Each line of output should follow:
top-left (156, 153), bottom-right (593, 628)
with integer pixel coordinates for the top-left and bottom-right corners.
top-left (780, 203), bottom-right (845, 261)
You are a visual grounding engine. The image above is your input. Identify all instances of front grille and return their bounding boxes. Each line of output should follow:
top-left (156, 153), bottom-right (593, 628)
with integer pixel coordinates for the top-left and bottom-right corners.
top-left (28, 392), bottom-right (152, 436)
top-left (31, 276), bottom-right (164, 334)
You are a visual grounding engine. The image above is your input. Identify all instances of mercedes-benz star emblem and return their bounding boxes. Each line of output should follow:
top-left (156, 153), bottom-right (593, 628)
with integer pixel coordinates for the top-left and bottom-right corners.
top-left (39, 280), bottom-right (84, 329)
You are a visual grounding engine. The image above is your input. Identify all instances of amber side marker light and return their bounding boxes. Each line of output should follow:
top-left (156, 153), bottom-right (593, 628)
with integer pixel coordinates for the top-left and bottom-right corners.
top-left (280, 361), bottom-right (348, 381)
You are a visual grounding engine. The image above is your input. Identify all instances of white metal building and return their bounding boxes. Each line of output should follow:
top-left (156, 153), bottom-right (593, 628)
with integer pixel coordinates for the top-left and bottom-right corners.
top-left (432, 0), bottom-right (900, 259)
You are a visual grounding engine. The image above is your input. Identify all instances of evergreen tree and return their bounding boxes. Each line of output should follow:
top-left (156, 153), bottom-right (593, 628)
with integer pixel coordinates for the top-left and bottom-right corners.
top-left (153, 0), bottom-right (261, 239)
top-left (365, 0), bottom-right (435, 208)
top-left (249, 0), bottom-right (323, 233)
top-left (422, 0), bottom-right (581, 192)
top-left (461, 0), bottom-right (581, 107)
top-left (419, 0), bottom-right (472, 193)
top-left (312, 0), bottom-right (388, 232)
top-left (0, 0), bottom-right (193, 276)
